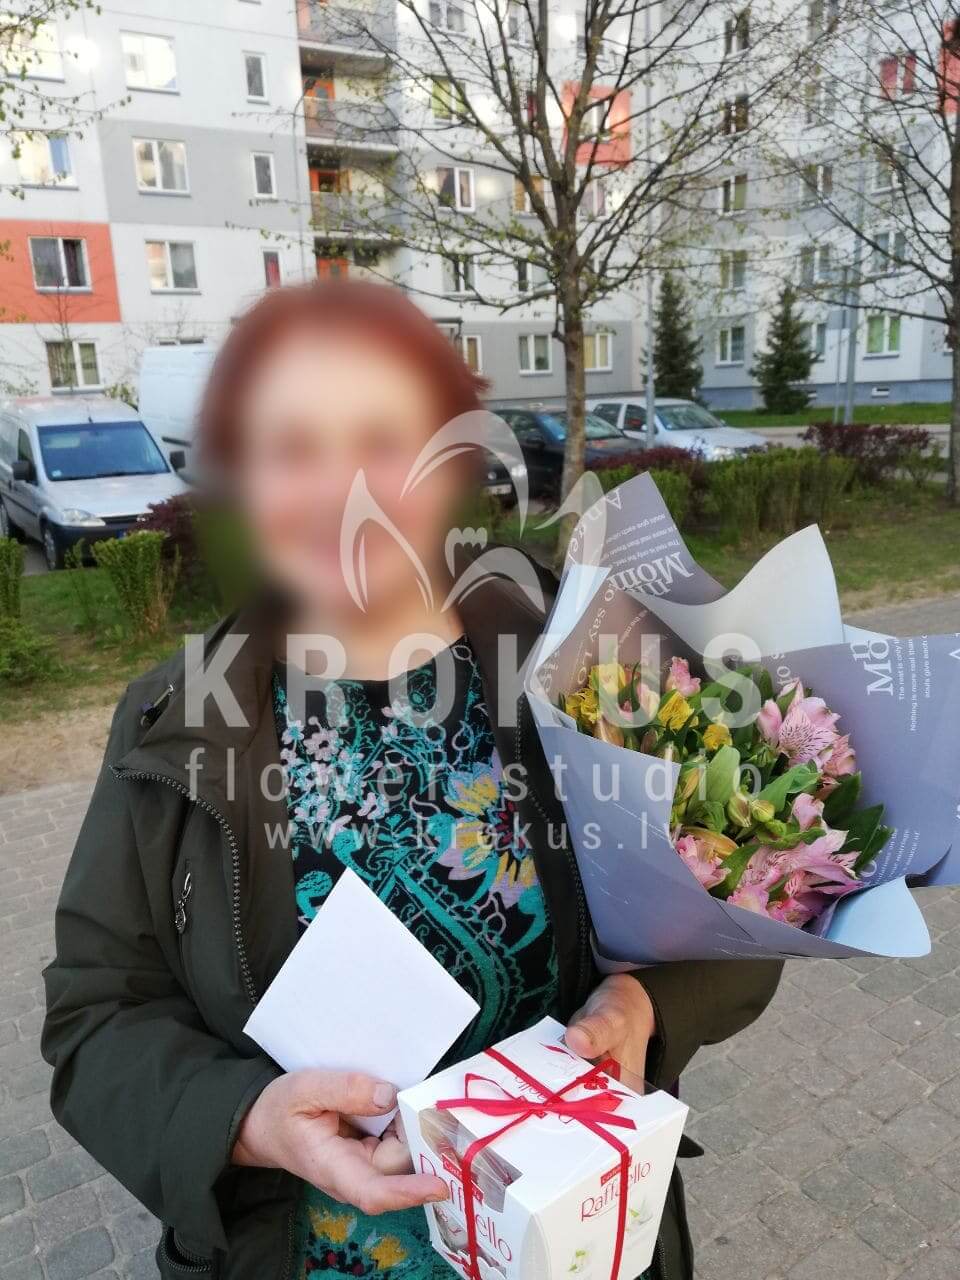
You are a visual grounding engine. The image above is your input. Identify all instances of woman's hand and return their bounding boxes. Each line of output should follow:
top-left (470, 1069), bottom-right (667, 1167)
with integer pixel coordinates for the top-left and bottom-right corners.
top-left (232, 1070), bottom-right (448, 1214)
top-left (564, 974), bottom-right (657, 1079)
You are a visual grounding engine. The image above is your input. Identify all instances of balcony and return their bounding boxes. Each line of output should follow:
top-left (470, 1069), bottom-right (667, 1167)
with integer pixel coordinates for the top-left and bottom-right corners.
top-left (304, 98), bottom-right (399, 157)
top-left (310, 191), bottom-right (401, 245)
top-left (297, 0), bottom-right (395, 70)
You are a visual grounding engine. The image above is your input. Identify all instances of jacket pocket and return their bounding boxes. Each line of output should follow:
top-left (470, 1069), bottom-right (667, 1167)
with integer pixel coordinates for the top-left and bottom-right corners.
top-left (157, 1225), bottom-right (215, 1277)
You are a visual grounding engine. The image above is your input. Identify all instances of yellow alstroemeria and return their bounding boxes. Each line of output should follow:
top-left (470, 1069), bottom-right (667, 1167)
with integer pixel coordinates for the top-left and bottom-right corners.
top-left (565, 684), bottom-right (599, 725)
top-left (592, 662), bottom-right (626, 697)
top-left (658, 691), bottom-right (693, 732)
top-left (703, 722), bottom-right (732, 752)
top-left (681, 826), bottom-right (739, 860)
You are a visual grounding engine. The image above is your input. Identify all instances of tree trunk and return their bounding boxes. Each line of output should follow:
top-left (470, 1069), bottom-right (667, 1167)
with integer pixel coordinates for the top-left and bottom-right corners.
top-left (551, 290), bottom-right (587, 572)
top-left (951, 336), bottom-right (960, 504)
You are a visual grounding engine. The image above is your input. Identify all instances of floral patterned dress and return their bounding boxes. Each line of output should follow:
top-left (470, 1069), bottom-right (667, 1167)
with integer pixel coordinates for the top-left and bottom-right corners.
top-left (273, 636), bottom-right (561, 1278)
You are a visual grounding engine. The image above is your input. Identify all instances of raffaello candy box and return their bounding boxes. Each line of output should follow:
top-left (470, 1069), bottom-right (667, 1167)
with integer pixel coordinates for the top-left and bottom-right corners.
top-left (397, 1017), bottom-right (687, 1280)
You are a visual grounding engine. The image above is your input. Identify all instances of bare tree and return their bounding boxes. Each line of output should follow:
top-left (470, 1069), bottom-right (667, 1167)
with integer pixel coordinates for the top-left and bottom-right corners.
top-left (760, 0), bottom-right (960, 498)
top-left (284, 0), bottom-right (810, 502)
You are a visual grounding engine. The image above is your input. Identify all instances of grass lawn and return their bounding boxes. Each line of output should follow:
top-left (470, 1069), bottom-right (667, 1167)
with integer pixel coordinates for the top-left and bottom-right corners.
top-left (721, 402), bottom-right (952, 429)
top-left (2, 481), bottom-right (959, 724)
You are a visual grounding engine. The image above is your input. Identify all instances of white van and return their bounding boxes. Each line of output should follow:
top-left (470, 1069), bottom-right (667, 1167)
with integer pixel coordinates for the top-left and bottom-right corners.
top-left (0, 397), bottom-right (187, 569)
top-left (138, 345), bottom-right (218, 466)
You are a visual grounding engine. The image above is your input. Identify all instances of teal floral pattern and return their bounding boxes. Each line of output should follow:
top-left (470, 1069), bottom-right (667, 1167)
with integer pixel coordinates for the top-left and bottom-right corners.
top-left (273, 638), bottom-right (560, 1278)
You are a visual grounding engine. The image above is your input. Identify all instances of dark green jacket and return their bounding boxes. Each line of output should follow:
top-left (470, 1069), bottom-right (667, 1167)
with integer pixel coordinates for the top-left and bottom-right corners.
top-left (42, 568), bottom-right (782, 1280)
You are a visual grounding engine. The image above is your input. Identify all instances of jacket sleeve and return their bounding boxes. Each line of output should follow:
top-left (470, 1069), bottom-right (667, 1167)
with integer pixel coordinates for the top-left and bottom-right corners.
top-left (633, 959), bottom-right (783, 1088)
top-left (41, 694), bottom-right (280, 1253)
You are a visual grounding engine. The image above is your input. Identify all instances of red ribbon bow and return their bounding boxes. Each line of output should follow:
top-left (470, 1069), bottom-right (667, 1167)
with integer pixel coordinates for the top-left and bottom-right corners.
top-left (434, 1045), bottom-right (637, 1280)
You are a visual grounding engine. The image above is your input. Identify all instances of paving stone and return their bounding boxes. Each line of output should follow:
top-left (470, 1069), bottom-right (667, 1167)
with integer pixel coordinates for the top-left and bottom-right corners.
top-left (869, 1000), bottom-right (945, 1047)
top-left (786, 1230), bottom-right (891, 1279)
top-left (755, 1122), bottom-right (843, 1178)
top-left (821, 1025), bottom-right (899, 1077)
top-left (34, 1187), bottom-right (100, 1247)
top-left (914, 977), bottom-right (960, 1018)
top-left (896, 1247), bottom-right (960, 1280)
top-left (108, 1207), bottom-right (157, 1256)
top-left (800, 1162), bottom-right (876, 1217)
top-left (0, 1219), bottom-right (33, 1267)
top-left (0, 1256), bottom-right (44, 1280)
top-left (879, 1104), bottom-right (960, 1166)
top-left (26, 1149), bottom-right (102, 1204)
top-left (0, 1132), bottom-right (49, 1179)
top-left (854, 1202), bottom-right (931, 1264)
top-left (679, 1057), bottom-right (751, 1110)
top-left (858, 965), bottom-right (928, 1001)
top-left (44, 1228), bottom-right (114, 1280)
top-left (0, 1180), bottom-right (23, 1221)
top-left (899, 1025), bottom-right (960, 1084)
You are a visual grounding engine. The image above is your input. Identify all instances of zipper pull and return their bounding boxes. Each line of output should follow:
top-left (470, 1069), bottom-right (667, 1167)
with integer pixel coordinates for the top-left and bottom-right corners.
top-left (140, 683), bottom-right (175, 728)
top-left (174, 871), bottom-right (193, 935)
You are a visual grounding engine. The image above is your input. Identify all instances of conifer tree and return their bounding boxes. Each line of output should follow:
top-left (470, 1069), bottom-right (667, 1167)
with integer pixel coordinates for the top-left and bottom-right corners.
top-left (750, 284), bottom-right (812, 414)
top-left (653, 273), bottom-right (703, 401)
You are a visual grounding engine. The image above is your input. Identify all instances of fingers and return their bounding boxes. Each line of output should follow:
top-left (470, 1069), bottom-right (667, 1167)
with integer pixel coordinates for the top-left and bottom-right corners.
top-left (372, 1131), bottom-right (414, 1175)
top-left (565, 989), bottom-right (627, 1059)
top-left (290, 1069), bottom-right (397, 1118)
top-left (326, 1138), bottom-right (447, 1215)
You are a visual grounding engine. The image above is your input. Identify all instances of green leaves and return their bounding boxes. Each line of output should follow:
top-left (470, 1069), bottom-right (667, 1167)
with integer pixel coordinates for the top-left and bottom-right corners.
top-left (754, 761), bottom-right (819, 814)
top-left (823, 772), bottom-right (862, 826)
top-left (703, 744), bottom-right (741, 805)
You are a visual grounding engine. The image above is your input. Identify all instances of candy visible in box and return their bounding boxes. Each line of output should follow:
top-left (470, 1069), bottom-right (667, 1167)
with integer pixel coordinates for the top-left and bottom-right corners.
top-left (398, 1017), bottom-right (688, 1280)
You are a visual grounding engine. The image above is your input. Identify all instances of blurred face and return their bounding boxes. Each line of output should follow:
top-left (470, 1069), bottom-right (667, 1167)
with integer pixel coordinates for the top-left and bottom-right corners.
top-left (236, 327), bottom-right (466, 617)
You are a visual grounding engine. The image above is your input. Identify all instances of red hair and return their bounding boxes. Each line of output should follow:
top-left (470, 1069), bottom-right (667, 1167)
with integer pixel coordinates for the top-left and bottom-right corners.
top-left (198, 279), bottom-right (488, 467)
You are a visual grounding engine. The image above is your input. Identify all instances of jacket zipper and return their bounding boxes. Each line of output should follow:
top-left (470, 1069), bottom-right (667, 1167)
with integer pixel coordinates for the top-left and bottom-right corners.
top-left (112, 766), bottom-right (259, 1007)
top-left (514, 694), bottom-right (591, 1003)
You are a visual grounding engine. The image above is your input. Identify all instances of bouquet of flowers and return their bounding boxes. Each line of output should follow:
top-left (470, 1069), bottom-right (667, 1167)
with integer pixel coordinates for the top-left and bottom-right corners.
top-left (524, 471), bottom-right (960, 965)
top-left (565, 657), bottom-right (891, 930)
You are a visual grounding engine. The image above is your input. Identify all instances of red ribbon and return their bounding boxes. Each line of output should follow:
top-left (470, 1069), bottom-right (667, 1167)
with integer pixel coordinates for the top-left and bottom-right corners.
top-left (434, 1045), bottom-right (636, 1280)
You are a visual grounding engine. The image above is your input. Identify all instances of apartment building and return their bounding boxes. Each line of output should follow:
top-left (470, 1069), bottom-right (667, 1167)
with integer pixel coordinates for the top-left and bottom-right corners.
top-left (690, 3), bottom-right (955, 410)
top-left (0, 0), bottom-right (642, 402)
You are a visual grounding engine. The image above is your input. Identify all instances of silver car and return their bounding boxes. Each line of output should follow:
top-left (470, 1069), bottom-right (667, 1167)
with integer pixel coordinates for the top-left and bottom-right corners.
top-left (588, 397), bottom-right (768, 460)
top-left (0, 396), bottom-right (188, 569)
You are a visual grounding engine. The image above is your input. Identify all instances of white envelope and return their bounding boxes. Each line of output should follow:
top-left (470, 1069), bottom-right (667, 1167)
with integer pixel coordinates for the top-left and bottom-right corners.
top-left (244, 868), bottom-right (481, 1135)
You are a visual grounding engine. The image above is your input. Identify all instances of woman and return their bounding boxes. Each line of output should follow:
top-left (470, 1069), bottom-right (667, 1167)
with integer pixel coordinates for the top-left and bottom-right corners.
top-left (42, 280), bottom-right (781, 1280)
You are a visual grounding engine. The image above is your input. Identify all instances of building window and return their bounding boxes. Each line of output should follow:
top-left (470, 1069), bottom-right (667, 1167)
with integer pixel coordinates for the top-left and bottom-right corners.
top-left (584, 331), bottom-right (613, 371)
top-left (46, 340), bottom-right (101, 390)
top-left (516, 258), bottom-right (547, 295)
top-left (581, 177), bottom-right (607, 219)
top-left (872, 149), bottom-right (905, 194)
top-left (807, 0), bottom-right (838, 38)
top-left (804, 76), bottom-right (835, 124)
top-left (431, 77), bottom-right (464, 121)
top-left (3, 20), bottom-right (63, 80)
top-left (245, 52), bottom-right (267, 100)
top-left (146, 240), bottom-right (198, 291)
top-left (865, 313), bottom-right (901, 356)
top-left (122, 32), bottom-right (178, 92)
top-left (134, 138), bottom-right (189, 193)
top-left (799, 243), bottom-right (832, 284)
top-left (879, 52), bottom-right (916, 98)
top-left (508, 1), bottom-right (530, 45)
top-left (802, 321), bottom-right (827, 361)
top-left (29, 236), bottom-right (88, 290)
top-left (518, 333), bottom-right (551, 373)
top-left (437, 166), bottom-right (475, 211)
top-left (873, 228), bottom-right (907, 274)
top-left (717, 324), bottom-right (746, 364)
top-left (799, 162), bottom-right (832, 204)
top-left (720, 172), bottom-right (748, 213)
top-left (720, 249), bottom-right (747, 290)
top-left (263, 250), bottom-right (282, 287)
top-left (724, 9), bottom-right (750, 55)
top-left (429, 0), bottom-right (466, 32)
top-left (722, 95), bottom-right (749, 134)
top-left (442, 254), bottom-right (474, 294)
top-left (514, 176), bottom-right (543, 214)
top-left (459, 334), bottom-right (482, 372)
top-left (252, 153), bottom-right (277, 198)
top-left (14, 134), bottom-right (73, 186)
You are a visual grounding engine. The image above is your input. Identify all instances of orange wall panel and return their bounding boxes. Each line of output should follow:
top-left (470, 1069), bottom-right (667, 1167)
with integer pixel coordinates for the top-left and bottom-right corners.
top-left (0, 220), bottom-right (121, 325)
top-left (562, 84), bottom-right (633, 166)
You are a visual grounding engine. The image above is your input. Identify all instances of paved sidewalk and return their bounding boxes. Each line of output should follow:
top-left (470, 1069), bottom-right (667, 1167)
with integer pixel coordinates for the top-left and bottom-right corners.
top-left (1, 784), bottom-right (958, 1279)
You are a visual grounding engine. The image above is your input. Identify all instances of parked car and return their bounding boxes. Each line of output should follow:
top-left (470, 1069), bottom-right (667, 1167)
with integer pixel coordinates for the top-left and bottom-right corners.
top-left (587, 397), bottom-right (768, 460)
top-left (496, 405), bottom-right (641, 499)
top-left (0, 397), bottom-right (188, 569)
top-left (138, 344), bottom-right (218, 468)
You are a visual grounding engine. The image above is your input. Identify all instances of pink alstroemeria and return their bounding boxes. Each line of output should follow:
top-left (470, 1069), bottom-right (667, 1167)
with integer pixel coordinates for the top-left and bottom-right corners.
top-left (675, 833), bottom-right (726, 890)
top-left (757, 681), bottom-right (840, 767)
top-left (666, 656), bottom-right (701, 697)
top-left (823, 733), bottom-right (857, 779)
top-left (791, 792), bottom-right (824, 830)
top-left (728, 884), bottom-right (770, 914)
top-left (622, 674), bottom-right (660, 722)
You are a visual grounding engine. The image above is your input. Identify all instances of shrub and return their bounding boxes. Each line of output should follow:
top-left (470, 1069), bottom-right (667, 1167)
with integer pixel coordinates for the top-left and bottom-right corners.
top-left (705, 457), bottom-right (766, 542)
top-left (649, 468), bottom-right (692, 528)
top-left (64, 540), bottom-right (99, 632)
top-left (0, 537), bottom-right (24, 619)
top-left (92, 531), bottom-right (179, 636)
top-left (801, 422), bottom-right (932, 486)
top-left (0, 618), bottom-right (59, 684)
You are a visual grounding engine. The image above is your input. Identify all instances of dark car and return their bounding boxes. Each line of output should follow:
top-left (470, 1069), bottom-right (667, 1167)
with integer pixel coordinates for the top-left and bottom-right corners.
top-left (496, 406), bottom-right (639, 500)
